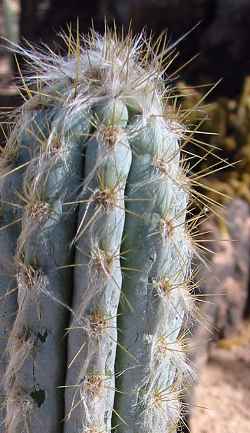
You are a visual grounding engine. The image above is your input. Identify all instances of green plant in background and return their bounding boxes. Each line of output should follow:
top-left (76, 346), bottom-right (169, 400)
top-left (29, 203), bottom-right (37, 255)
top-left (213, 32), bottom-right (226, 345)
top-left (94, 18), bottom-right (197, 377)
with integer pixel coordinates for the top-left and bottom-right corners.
top-left (177, 78), bottom-right (250, 204)
top-left (0, 29), bottom-right (217, 433)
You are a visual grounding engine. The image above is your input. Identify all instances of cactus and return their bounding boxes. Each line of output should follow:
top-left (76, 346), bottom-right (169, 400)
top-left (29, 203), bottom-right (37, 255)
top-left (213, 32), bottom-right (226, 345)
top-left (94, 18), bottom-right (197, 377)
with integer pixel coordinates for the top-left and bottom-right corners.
top-left (0, 29), bottom-right (213, 433)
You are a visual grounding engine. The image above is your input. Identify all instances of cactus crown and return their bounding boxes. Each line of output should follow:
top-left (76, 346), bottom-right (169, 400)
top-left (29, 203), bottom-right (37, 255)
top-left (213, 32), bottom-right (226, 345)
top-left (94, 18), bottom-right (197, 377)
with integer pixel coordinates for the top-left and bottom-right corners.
top-left (0, 27), bottom-right (223, 433)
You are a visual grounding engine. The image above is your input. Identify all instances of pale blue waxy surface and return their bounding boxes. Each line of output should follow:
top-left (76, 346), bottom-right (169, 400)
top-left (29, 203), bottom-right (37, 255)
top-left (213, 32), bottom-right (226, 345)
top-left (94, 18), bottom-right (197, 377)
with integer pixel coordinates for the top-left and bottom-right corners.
top-left (65, 99), bottom-right (132, 433)
top-left (3, 108), bottom-right (89, 433)
top-left (114, 116), bottom-right (191, 433)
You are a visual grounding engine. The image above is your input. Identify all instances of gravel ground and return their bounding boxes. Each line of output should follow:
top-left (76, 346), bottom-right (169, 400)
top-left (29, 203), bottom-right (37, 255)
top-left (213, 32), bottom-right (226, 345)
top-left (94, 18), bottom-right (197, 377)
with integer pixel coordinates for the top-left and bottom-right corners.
top-left (191, 322), bottom-right (250, 433)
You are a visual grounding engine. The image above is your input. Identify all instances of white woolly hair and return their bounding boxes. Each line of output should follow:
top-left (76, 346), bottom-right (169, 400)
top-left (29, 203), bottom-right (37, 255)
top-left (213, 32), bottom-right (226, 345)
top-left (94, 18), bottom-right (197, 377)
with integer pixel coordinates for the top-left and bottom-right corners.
top-left (6, 28), bottom-right (182, 123)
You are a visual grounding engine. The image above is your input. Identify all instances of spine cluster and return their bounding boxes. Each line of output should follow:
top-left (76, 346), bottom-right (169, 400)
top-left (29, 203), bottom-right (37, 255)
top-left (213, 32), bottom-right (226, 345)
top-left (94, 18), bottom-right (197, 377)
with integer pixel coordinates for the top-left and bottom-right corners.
top-left (0, 29), bottom-right (213, 433)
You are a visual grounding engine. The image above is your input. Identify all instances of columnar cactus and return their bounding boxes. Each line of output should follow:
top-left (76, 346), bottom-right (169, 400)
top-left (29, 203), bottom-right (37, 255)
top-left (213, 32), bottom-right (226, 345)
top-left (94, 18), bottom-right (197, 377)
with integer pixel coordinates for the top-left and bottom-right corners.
top-left (0, 29), bottom-right (211, 433)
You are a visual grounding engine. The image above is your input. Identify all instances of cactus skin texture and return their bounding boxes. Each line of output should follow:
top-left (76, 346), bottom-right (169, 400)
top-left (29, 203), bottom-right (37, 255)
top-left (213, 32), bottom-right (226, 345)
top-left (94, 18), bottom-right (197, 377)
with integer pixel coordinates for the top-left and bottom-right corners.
top-left (114, 115), bottom-right (192, 433)
top-left (0, 29), bottom-right (211, 433)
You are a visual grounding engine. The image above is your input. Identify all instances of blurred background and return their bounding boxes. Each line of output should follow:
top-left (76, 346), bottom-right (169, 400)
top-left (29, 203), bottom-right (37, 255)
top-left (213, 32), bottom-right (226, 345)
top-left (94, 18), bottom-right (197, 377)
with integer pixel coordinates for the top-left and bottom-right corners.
top-left (0, 1), bottom-right (250, 432)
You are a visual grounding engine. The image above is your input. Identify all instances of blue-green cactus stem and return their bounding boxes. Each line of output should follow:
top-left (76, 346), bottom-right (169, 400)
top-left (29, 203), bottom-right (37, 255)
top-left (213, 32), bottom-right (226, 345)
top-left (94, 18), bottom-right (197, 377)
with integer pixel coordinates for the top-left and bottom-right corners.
top-left (4, 108), bottom-right (89, 433)
top-left (114, 115), bottom-right (192, 433)
top-left (0, 109), bottom-right (53, 433)
top-left (64, 99), bottom-right (132, 433)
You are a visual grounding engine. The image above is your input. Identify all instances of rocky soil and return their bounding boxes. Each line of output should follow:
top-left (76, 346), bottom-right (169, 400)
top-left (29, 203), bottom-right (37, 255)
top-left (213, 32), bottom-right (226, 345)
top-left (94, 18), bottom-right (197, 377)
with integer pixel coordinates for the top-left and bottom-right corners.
top-left (191, 323), bottom-right (250, 433)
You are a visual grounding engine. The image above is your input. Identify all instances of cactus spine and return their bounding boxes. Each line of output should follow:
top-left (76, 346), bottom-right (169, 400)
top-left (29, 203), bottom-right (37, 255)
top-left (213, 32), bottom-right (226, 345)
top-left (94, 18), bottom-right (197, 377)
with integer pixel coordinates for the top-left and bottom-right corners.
top-left (0, 29), bottom-right (210, 433)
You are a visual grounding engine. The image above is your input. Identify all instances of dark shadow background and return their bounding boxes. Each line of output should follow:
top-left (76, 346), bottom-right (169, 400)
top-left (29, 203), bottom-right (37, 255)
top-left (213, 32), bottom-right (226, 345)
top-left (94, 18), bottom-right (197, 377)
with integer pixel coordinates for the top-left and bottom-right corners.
top-left (18, 0), bottom-right (250, 98)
